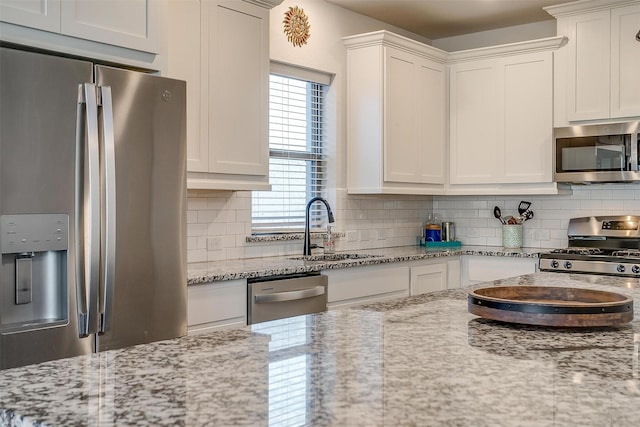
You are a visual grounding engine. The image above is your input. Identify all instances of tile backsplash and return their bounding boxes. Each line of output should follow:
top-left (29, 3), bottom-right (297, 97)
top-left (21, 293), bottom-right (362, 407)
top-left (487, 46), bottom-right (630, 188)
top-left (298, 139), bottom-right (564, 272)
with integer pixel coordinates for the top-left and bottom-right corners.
top-left (187, 189), bottom-right (432, 263)
top-left (433, 184), bottom-right (640, 249)
top-left (188, 184), bottom-right (640, 263)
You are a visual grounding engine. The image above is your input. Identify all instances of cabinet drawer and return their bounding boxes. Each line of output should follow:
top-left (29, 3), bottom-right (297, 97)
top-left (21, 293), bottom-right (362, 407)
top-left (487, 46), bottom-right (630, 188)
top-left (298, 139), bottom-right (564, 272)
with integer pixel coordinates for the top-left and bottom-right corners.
top-left (324, 264), bottom-right (409, 307)
top-left (187, 279), bottom-right (247, 334)
top-left (462, 256), bottom-right (537, 285)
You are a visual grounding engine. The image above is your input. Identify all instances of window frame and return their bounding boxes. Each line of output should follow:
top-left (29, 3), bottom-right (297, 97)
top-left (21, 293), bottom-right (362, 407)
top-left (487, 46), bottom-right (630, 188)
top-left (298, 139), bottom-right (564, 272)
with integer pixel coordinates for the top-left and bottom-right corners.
top-left (251, 63), bottom-right (332, 234)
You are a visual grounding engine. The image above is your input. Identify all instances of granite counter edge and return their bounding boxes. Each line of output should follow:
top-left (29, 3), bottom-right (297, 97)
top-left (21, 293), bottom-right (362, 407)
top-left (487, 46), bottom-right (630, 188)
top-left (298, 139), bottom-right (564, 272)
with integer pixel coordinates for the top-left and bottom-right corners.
top-left (187, 246), bottom-right (549, 286)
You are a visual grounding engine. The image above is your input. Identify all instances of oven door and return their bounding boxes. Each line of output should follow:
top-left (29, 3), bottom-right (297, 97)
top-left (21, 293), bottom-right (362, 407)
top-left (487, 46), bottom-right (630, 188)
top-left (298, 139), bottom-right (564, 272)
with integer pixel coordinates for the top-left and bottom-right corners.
top-left (554, 121), bottom-right (640, 183)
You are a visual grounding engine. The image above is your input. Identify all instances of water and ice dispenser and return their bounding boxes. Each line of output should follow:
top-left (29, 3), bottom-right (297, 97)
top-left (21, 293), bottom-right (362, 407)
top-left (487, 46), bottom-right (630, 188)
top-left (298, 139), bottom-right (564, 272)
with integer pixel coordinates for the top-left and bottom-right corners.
top-left (0, 214), bottom-right (69, 333)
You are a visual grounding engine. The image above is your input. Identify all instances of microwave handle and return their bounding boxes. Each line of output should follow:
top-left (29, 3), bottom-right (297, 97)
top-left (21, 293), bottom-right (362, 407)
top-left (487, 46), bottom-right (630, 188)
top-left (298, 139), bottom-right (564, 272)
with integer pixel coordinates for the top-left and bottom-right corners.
top-left (632, 133), bottom-right (639, 171)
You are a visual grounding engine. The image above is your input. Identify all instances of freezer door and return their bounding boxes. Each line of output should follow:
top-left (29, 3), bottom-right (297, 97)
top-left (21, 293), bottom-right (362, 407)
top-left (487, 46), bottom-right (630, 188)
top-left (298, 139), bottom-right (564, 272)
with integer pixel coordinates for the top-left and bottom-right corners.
top-left (94, 66), bottom-right (187, 351)
top-left (0, 47), bottom-right (94, 369)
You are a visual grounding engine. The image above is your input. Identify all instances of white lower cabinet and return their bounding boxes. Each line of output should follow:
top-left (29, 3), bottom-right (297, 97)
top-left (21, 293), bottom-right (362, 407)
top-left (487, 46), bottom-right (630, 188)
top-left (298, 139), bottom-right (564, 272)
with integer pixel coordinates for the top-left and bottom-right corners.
top-left (324, 264), bottom-right (410, 309)
top-left (410, 263), bottom-right (446, 295)
top-left (185, 255), bottom-right (535, 330)
top-left (410, 258), bottom-right (461, 296)
top-left (324, 258), bottom-right (461, 309)
top-left (187, 279), bottom-right (247, 335)
top-left (461, 256), bottom-right (538, 286)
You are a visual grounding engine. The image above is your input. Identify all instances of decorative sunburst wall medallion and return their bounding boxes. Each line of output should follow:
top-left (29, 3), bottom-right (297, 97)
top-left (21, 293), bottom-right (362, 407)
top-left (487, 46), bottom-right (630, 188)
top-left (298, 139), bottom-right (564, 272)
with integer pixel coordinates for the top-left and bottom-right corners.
top-left (283, 6), bottom-right (310, 47)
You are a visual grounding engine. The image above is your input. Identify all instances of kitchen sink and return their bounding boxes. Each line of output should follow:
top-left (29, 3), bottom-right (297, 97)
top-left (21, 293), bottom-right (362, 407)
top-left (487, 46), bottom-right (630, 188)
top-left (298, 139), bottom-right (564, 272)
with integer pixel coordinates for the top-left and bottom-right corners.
top-left (288, 253), bottom-right (384, 262)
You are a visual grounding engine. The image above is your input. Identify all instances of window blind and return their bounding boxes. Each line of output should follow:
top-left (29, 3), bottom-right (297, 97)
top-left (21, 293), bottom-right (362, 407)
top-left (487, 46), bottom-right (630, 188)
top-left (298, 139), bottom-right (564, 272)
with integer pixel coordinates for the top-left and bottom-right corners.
top-left (252, 67), bottom-right (329, 233)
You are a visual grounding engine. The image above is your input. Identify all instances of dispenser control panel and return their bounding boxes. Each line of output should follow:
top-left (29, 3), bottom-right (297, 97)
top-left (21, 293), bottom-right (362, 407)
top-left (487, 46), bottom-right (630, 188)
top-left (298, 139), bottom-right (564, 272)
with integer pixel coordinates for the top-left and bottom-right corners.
top-left (0, 214), bottom-right (69, 254)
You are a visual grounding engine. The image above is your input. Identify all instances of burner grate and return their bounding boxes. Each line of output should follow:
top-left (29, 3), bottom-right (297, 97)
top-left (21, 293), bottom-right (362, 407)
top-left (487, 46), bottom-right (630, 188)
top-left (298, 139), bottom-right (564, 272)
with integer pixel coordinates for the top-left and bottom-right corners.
top-left (552, 247), bottom-right (604, 255)
top-left (611, 250), bottom-right (640, 258)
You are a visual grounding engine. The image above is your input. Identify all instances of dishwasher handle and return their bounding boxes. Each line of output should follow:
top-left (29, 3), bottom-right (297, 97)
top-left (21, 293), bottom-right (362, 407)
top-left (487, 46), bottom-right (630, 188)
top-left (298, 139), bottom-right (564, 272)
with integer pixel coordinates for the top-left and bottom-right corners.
top-left (254, 286), bottom-right (326, 304)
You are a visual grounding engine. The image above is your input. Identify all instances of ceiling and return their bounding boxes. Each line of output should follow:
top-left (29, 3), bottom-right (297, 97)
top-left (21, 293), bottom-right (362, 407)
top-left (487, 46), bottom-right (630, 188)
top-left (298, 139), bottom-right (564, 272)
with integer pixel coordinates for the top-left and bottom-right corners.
top-left (326, 0), bottom-right (569, 39)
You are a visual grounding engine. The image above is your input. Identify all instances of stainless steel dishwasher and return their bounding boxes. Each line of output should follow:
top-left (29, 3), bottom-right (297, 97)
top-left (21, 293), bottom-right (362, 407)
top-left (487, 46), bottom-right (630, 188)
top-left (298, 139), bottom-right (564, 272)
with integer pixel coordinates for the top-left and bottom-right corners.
top-left (247, 272), bottom-right (328, 324)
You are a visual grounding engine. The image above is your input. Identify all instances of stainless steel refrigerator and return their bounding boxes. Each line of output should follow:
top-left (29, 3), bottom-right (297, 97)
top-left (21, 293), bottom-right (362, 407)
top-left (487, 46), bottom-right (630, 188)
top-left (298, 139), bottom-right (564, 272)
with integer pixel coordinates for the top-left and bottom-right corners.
top-left (0, 46), bottom-right (187, 370)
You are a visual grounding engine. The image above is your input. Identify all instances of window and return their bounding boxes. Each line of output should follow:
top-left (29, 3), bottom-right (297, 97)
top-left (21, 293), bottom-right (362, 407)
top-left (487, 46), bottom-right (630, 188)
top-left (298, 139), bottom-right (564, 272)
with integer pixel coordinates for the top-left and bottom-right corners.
top-left (252, 64), bottom-right (331, 233)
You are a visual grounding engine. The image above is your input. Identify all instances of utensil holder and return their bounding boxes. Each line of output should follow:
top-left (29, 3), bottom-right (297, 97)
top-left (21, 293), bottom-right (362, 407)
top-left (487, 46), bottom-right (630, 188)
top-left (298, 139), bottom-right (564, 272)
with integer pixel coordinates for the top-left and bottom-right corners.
top-left (502, 224), bottom-right (522, 248)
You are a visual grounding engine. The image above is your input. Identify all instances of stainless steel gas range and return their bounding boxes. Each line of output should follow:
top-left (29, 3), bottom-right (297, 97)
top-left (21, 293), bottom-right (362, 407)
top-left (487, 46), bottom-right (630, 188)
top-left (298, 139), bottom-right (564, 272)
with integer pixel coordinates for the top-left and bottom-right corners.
top-left (539, 216), bottom-right (640, 277)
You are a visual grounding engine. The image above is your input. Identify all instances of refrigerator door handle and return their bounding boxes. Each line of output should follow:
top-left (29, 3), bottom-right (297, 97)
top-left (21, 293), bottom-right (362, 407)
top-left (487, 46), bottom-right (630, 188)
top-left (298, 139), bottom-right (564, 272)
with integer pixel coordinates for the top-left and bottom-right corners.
top-left (76, 83), bottom-right (101, 338)
top-left (98, 86), bottom-right (116, 334)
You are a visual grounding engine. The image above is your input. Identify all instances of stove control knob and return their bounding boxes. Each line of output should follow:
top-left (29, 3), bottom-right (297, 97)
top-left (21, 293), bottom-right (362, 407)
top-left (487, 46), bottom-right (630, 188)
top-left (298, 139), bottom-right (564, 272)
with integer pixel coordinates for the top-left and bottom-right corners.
top-left (550, 260), bottom-right (559, 269)
top-left (632, 265), bottom-right (640, 274)
top-left (563, 261), bottom-right (572, 269)
top-left (617, 264), bottom-right (626, 273)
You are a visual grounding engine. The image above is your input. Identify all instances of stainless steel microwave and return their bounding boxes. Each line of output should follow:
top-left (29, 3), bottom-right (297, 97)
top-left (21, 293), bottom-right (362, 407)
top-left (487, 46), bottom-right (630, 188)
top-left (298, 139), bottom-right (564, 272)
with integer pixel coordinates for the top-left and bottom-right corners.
top-left (554, 121), bottom-right (640, 183)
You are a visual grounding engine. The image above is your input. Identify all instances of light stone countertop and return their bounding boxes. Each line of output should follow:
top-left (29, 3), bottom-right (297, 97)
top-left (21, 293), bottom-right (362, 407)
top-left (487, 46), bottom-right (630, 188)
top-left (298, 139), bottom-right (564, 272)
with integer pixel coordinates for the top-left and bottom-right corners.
top-left (187, 245), bottom-right (550, 285)
top-left (0, 271), bottom-right (638, 426)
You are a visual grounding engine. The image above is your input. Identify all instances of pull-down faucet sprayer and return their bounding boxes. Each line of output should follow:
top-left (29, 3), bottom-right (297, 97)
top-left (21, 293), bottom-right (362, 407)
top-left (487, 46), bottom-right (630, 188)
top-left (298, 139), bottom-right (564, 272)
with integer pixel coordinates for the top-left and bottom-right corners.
top-left (303, 197), bottom-right (335, 256)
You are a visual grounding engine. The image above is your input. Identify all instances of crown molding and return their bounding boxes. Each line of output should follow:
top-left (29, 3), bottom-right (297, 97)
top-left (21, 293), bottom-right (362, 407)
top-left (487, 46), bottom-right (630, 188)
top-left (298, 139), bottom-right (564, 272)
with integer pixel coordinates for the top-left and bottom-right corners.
top-left (544, 0), bottom-right (640, 17)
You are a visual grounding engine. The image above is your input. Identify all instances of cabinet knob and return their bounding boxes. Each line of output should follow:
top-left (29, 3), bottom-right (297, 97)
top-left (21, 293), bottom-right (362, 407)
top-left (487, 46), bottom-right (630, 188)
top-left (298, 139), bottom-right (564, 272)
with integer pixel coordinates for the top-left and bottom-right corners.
top-left (636, 29), bottom-right (640, 42)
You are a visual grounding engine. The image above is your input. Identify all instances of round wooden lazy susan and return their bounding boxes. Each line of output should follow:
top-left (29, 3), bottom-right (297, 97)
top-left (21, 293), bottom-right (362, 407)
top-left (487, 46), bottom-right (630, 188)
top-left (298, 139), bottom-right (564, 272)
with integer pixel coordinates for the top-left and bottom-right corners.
top-left (468, 286), bottom-right (634, 327)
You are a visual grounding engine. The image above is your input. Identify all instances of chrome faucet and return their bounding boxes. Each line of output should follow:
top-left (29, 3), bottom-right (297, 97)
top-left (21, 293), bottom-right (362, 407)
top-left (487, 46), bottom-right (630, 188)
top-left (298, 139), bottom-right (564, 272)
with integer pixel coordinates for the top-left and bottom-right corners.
top-left (303, 197), bottom-right (335, 256)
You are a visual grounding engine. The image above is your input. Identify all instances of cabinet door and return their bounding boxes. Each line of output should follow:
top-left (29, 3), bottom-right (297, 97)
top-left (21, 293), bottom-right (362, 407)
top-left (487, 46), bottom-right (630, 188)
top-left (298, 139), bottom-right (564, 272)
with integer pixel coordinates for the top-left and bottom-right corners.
top-left (384, 48), bottom-right (445, 185)
top-left (60, 0), bottom-right (160, 53)
top-left (0, 0), bottom-right (60, 32)
top-left (447, 258), bottom-right (461, 289)
top-left (187, 280), bottom-right (247, 334)
top-left (325, 264), bottom-right (409, 309)
top-left (207, 0), bottom-right (269, 177)
top-left (167, 0), bottom-right (208, 172)
top-left (384, 47), bottom-right (422, 184)
top-left (611, 4), bottom-right (640, 119)
top-left (410, 263), bottom-right (447, 296)
top-left (566, 10), bottom-right (610, 121)
top-left (416, 58), bottom-right (446, 184)
top-left (449, 60), bottom-right (501, 184)
top-left (501, 52), bottom-right (553, 183)
top-left (461, 256), bottom-right (537, 286)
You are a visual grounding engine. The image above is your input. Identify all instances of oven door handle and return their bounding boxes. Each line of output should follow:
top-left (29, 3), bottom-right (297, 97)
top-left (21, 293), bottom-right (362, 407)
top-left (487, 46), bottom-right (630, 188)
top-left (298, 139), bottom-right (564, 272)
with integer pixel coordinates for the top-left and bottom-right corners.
top-left (570, 236), bottom-right (606, 240)
top-left (254, 286), bottom-right (326, 304)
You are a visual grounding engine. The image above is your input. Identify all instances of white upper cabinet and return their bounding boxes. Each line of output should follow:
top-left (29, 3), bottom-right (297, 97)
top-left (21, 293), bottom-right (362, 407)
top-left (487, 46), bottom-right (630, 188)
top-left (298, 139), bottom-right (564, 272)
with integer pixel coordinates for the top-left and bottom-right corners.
top-left (547, 0), bottom-right (640, 123)
top-left (60, 0), bottom-right (159, 53)
top-left (344, 31), bottom-right (567, 195)
top-left (611, 3), bottom-right (640, 118)
top-left (344, 31), bottom-right (447, 195)
top-left (207, 1), bottom-right (268, 178)
top-left (565, 9), bottom-right (611, 121)
top-left (448, 38), bottom-right (565, 190)
top-left (167, 0), bottom-right (275, 190)
top-left (503, 53), bottom-right (556, 183)
top-left (0, 0), bottom-right (160, 53)
top-left (449, 58), bottom-right (500, 184)
top-left (0, 0), bottom-right (61, 33)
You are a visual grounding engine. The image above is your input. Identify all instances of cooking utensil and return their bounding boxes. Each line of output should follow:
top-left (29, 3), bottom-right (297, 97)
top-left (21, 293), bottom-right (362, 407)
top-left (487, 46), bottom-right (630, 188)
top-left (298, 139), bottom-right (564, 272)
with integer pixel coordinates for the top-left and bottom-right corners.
top-left (517, 201), bottom-right (532, 215)
top-left (504, 215), bottom-right (518, 225)
top-left (522, 210), bottom-right (534, 222)
top-left (493, 206), bottom-right (506, 224)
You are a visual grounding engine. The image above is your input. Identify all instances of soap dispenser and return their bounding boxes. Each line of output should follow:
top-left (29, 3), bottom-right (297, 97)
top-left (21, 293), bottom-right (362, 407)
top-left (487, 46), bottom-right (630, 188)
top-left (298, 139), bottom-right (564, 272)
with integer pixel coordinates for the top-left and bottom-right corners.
top-left (323, 225), bottom-right (335, 254)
